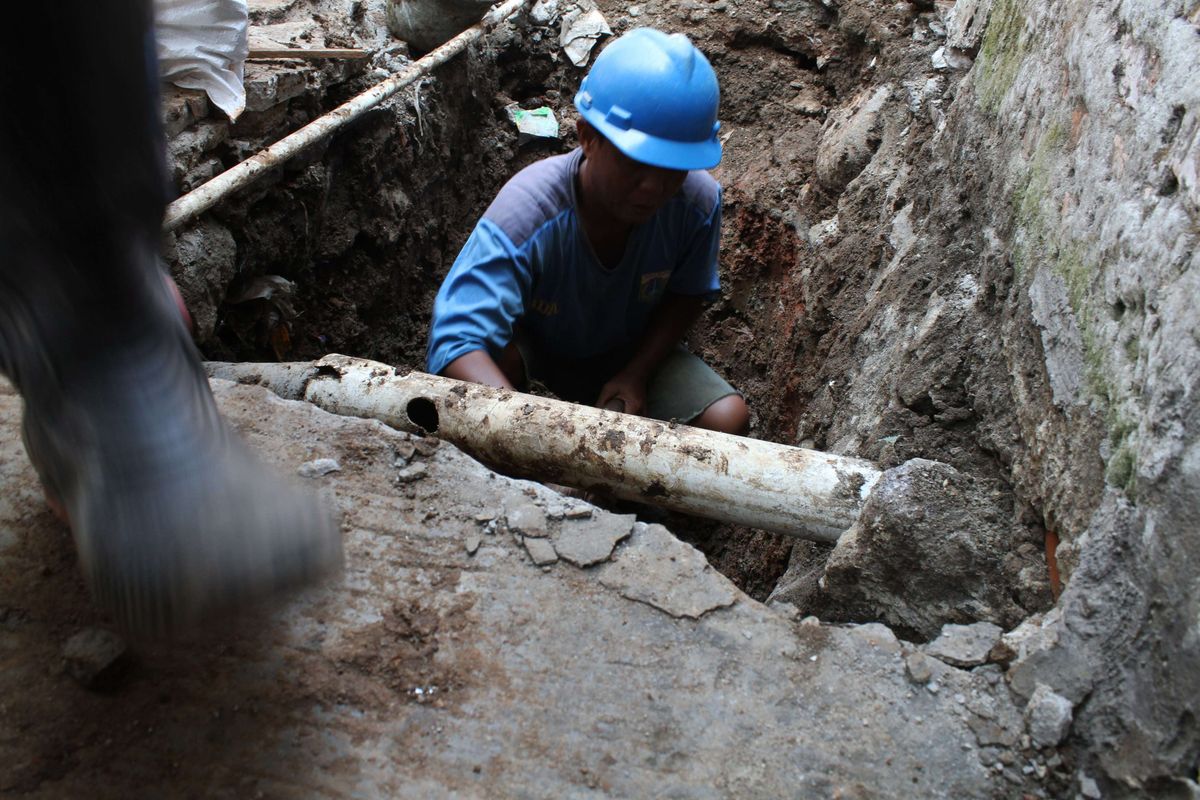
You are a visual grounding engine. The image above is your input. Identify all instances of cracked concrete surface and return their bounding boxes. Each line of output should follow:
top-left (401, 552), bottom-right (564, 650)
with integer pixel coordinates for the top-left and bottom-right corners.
top-left (0, 379), bottom-right (1027, 797)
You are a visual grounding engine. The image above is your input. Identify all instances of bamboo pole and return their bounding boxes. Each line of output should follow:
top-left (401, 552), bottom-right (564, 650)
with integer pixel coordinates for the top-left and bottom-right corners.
top-left (206, 355), bottom-right (882, 542)
top-left (163, 0), bottom-right (529, 232)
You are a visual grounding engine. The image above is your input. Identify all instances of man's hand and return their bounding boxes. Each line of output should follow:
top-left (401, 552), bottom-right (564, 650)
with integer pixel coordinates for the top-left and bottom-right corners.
top-left (597, 368), bottom-right (648, 415)
top-left (597, 293), bottom-right (705, 416)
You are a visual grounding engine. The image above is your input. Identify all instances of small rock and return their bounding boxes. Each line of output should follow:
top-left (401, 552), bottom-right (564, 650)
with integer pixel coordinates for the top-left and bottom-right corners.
top-left (522, 536), bottom-right (558, 566)
top-left (627, 4), bottom-right (641, 15)
top-left (905, 651), bottom-right (934, 684)
top-left (808, 216), bottom-right (840, 246)
top-left (563, 506), bottom-right (593, 520)
top-left (473, 513), bottom-right (496, 525)
top-left (987, 638), bottom-right (1017, 665)
top-left (554, 513), bottom-right (635, 567)
top-left (396, 463), bottom-right (428, 483)
top-left (465, 534), bottom-right (482, 556)
top-left (297, 457), bottom-right (341, 478)
top-left (62, 628), bottom-right (130, 691)
top-left (506, 499), bottom-right (548, 538)
top-left (1026, 684), bottom-right (1073, 747)
top-left (413, 437), bottom-right (440, 457)
top-left (392, 441), bottom-right (416, 465)
top-left (931, 45), bottom-right (973, 71)
top-left (924, 622), bottom-right (1004, 668)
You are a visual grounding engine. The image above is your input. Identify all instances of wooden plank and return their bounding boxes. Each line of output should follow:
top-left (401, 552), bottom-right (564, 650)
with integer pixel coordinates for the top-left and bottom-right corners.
top-left (247, 47), bottom-right (370, 60)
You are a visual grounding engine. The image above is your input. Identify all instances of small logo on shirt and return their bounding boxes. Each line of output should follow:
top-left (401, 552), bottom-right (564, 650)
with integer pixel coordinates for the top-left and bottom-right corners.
top-left (530, 297), bottom-right (560, 316)
top-left (639, 271), bottom-right (671, 303)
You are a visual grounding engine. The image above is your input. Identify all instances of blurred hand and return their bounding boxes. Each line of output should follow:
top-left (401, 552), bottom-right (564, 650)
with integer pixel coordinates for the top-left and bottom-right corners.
top-left (596, 369), bottom-right (647, 416)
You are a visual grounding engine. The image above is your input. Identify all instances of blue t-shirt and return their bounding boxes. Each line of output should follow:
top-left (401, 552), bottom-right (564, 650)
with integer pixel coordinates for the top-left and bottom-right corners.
top-left (426, 148), bottom-right (722, 376)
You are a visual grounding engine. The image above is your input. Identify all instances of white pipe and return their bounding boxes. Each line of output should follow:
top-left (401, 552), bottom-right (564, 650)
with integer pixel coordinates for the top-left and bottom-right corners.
top-left (163, 0), bottom-right (529, 232)
top-left (206, 356), bottom-right (882, 542)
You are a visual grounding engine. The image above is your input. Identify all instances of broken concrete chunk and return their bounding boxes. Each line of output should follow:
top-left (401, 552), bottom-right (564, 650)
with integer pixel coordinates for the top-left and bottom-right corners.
top-left (1026, 684), bottom-right (1073, 748)
top-left (522, 536), bottom-right (558, 566)
top-left (597, 524), bottom-right (737, 619)
top-left (924, 622), bottom-right (1004, 667)
top-left (554, 513), bottom-right (634, 567)
top-left (297, 457), bottom-right (341, 478)
top-left (905, 651), bottom-right (934, 684)
top-left (563, 505), bottom-right (593, 520)
top-left (506, 499), bottom-right (548, 538)
top-left (396, 463), bottom-right (428, 483)
top-left (465, 533), bottom-right (482, 556)
top-left (847, 622), bottom-right (902, 655)
top-left (1002, 609), bottom-right (1093, 703)
top-left (62, 628), bottom-right (130, 691)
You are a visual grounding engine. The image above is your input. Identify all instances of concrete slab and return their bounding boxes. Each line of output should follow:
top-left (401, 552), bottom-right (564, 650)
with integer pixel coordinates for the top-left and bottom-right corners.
top-left (0, 380), bottom-right (1018, 797)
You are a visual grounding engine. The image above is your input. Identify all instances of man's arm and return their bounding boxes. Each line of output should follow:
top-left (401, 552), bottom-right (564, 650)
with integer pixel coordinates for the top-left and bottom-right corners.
top-left (442, 349), bottom-right (515, 390)
top-left (426, 219), bottom-right (532, 381)
top-left (596, 292), bottom-right (705, 414)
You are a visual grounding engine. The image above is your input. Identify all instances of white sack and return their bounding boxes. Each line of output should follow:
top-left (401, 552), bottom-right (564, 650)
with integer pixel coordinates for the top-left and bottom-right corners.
top-left (155, 0), bottom-right (249, 120)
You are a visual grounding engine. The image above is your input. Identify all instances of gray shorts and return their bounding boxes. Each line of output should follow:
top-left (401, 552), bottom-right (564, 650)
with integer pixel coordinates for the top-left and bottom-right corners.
top-left (513, 333), bottom-right (739, 423)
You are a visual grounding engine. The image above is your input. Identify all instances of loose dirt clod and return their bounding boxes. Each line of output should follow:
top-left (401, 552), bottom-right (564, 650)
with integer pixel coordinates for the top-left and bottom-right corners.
top-left (62, 628), bottom-right (130, 691)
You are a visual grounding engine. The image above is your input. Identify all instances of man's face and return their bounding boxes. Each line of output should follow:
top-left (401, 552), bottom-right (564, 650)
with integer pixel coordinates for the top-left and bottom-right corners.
top-left (579, 122), bottom-right (688, 225)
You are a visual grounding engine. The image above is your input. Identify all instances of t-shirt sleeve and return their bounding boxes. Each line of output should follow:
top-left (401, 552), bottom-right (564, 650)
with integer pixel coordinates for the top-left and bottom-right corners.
top-left (666, 186), bottom-right (722, 298)
top-left (426, 219), bottom-right (532, 375)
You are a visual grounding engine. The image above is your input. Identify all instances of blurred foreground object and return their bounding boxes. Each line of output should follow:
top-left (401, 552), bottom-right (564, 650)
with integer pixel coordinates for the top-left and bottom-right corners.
top-left (0, 2), bottom-right (343, 636)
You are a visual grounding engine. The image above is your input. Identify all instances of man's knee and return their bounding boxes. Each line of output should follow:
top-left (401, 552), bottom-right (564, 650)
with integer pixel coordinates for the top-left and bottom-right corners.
top-left (693, 394), bottom-right (750, 435)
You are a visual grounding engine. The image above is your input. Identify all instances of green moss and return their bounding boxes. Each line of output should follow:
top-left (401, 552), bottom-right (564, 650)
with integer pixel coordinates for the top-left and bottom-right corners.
top-left (976, 0), bottom-right (1033, 112)
top-left (1008, 122), bottom-right (1140, 499)
top-left (1010, 122), bottom-right (1068, 284)
top-left (1123, 333), bottom-right (1140, 363)
top-left (1105, 443), bottom-right (1137, 498)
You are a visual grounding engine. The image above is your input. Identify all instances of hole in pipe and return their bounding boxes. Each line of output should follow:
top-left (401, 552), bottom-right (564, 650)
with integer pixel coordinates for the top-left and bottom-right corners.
top-left (407, 397), bottom-right (440, 434)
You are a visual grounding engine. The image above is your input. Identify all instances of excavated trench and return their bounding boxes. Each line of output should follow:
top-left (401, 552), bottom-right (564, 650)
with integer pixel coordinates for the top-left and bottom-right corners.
top-left (166, 0), bottom-right (1053, 639)
top-left (6, 0), bottom-right (1188, 792)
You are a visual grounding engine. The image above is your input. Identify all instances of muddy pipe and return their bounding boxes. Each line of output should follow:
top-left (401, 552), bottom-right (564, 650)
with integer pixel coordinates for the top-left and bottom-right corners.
top-left (205, 355), bottom-right (882, 542)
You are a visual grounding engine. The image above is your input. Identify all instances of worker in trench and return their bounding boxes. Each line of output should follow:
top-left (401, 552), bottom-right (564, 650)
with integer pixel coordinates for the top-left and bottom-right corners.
top-left (427, 28), bottom-right (750, 436)
top-left (0, 3), bottom-right (343, 636)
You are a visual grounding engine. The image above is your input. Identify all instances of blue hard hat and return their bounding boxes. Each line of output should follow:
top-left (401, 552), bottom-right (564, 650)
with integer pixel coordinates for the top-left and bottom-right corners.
top-left (574, 28), bottom-right (722, 171)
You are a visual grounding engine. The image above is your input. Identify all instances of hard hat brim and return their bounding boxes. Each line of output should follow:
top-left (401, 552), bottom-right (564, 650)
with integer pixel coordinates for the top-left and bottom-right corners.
top-left (579, 101), bottom-right (723, 171)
